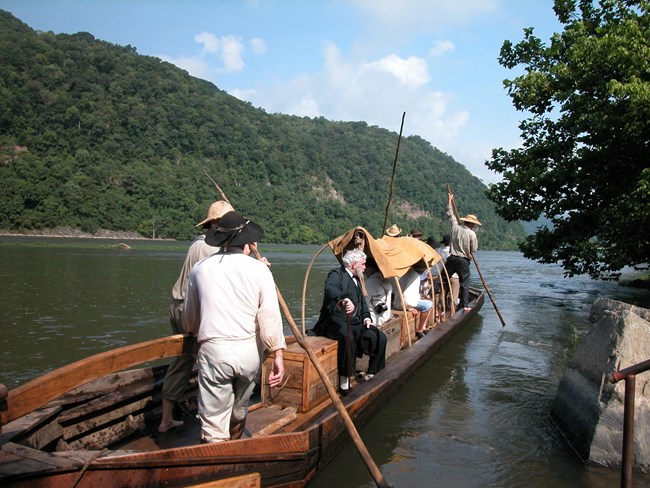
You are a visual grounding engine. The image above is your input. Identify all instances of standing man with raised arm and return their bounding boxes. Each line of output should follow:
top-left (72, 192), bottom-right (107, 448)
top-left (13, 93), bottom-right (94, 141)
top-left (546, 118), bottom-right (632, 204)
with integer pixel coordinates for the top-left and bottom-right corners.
top-left (445, 190), bottom-right (481, 312)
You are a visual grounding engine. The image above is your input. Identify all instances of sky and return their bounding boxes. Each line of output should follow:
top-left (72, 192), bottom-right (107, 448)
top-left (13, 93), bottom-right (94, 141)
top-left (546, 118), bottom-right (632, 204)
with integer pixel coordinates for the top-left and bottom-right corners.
top-left (0, 0), bottom-right (563, 184)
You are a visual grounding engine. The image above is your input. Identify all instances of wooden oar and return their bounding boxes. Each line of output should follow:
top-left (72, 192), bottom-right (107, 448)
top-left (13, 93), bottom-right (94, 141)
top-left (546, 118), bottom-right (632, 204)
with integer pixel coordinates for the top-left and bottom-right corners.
top-left (447, 185), bottom-right (506, 327)
top-left (250, 244), bottom-right (390, 488)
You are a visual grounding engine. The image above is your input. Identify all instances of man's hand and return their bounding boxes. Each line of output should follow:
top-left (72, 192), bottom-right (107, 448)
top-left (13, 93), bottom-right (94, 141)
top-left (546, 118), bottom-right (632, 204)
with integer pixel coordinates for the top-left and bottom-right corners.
top-left (364, 318), bottom-right (373, 328)
top-left (342, 298), bottom-right (355, 314)
top-left (268, 350), bottom-right (284, 388)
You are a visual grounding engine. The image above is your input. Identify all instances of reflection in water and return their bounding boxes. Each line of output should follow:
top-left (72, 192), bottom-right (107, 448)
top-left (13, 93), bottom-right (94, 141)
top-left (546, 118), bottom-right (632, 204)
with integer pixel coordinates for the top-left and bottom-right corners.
top-left (0, 239), bottom-right (648, 487)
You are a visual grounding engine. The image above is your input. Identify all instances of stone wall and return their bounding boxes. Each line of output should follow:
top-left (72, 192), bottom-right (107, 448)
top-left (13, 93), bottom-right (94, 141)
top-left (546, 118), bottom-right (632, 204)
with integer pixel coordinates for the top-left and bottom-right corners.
top-left (551, 298), bottom-right (650, 471)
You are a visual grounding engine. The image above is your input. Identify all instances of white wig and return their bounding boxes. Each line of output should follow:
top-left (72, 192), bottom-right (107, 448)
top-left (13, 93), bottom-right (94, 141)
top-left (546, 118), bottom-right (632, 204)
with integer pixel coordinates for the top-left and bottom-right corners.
top-left (342, 249), bottom-right (366, 269)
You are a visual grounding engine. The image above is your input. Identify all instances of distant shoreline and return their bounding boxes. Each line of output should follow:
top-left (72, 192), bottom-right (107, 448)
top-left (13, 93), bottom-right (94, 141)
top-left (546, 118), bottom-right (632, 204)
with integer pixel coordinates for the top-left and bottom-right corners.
top-left (0, 227), bottom-right (154, 240)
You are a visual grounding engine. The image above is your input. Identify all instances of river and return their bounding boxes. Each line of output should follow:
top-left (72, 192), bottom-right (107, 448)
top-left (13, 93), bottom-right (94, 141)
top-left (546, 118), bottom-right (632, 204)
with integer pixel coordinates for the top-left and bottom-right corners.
top-left (0, 236), bottom-right (648, 487)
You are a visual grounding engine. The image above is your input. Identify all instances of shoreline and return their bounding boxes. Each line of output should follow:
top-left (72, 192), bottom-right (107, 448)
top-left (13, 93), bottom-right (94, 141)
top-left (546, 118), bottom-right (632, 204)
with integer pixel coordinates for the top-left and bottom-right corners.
top-left (0, 227), bottom-right (153, 240)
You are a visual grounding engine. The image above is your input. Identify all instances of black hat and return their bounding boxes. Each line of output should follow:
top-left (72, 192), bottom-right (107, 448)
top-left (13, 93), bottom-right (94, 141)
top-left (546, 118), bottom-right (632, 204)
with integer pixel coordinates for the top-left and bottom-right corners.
top-left (205, 211), bottom-right (264, 248)
top-left (359, 327), bottom-right (379, 356)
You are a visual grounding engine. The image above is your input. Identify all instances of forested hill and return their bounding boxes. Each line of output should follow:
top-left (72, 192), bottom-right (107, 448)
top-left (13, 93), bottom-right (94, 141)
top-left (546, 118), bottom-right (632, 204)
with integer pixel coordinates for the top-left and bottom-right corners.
top-left (0, 11), bottom-right (525, 249)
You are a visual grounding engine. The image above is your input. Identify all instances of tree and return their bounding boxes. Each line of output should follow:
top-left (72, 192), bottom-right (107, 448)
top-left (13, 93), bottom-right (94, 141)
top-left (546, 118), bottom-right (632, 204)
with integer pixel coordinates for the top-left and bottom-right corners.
top-left (486, 0), bottom-right (650, 279)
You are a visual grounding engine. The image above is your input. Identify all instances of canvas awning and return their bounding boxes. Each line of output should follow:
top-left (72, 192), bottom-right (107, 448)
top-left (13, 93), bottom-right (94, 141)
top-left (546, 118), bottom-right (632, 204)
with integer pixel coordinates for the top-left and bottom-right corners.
top-left (327, 226), bottom-right (441, 279)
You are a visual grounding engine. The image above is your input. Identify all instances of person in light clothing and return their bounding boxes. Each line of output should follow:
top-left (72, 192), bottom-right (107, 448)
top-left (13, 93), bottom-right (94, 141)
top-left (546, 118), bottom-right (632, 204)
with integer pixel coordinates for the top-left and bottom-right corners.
top-left (446, 191), bottom-right (481, 311)
top-left (364, 260), bottom-right (393, 326)
top-left (393, 267), bottom-right (433, 338)
top-left (183, 211), bottom-right (286, 443)
top-left (158, 200), bottom-right (234, 434)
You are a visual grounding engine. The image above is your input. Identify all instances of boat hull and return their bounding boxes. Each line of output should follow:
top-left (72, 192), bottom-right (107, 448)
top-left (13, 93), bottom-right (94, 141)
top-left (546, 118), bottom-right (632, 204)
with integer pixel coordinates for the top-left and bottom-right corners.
top-left (1, 291), bottom-right (484, 488)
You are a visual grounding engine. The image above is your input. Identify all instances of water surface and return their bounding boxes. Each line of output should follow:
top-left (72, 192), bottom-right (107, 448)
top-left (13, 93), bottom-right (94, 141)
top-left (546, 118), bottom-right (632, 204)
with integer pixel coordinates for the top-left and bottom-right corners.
top-left (1, 238), bottom-right (648, 487)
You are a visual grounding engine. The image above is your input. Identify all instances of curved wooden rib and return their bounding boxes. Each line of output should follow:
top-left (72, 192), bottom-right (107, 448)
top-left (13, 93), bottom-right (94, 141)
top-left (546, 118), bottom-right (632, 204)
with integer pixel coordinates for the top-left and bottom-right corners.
top-left (1, 334), bottom-right (190, 426)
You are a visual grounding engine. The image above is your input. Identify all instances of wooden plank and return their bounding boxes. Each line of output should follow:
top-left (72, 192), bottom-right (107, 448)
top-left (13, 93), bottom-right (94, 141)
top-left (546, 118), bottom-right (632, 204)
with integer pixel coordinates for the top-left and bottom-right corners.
top-left (51, 365), bottom-right (167, 408)
top-left (58, 373), bottom-right (162, 423)
top-left (62, 396), bottom-right (153, 440)
top-left (2, 442), bottom-right (80, 469)
top-left (184, 472), bottom-right (261, 488)
top-left (67, 411), bottom-right (145, 450)
top-left (249, 406), bottom-right (297, 438)
top-left (1, 335), bottom-right (192, 426)
top-left (0, 406), bottom-right (61, 445)
top-left (24, 419), bottom-right (62, 450)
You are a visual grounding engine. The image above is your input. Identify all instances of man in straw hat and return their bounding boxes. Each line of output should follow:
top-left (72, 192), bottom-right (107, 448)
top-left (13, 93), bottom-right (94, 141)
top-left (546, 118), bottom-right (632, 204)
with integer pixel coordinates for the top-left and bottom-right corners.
top-left (446, 191), bottom-right (481, 312)
top-left (385, 224), bottom-right (402, 237)
top-left (183, 211), bottom-right (286, 443)
top-left (158, 200), bottom-right (234, 433)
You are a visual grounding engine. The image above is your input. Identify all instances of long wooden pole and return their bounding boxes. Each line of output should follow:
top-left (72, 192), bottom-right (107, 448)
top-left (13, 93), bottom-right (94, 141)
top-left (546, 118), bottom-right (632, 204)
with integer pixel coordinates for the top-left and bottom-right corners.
top-left (203, 169), bottom-right (232, 205)
top-left (249, 244), bottom-right (389, 488)
top-left (447, 185), bottom-right (506, 327)
top-left (382, 112), bottom-right (406, 234)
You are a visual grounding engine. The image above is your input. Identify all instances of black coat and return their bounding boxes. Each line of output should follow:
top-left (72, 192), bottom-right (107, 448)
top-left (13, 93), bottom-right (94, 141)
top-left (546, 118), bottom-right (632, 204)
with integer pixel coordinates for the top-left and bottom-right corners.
top-left (312, 266), bottom-right (370, 336)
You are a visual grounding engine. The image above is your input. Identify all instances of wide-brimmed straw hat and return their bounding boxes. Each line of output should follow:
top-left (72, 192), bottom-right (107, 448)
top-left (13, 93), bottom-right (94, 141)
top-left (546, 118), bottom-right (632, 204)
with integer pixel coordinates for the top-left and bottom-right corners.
top-left (205, 211), bottom-right (264, 248)
top-left (385, 224), bottom-right (402, 237)
top-left (195, 200), bottom-right (235, 228)
top-left (460, 214), bottom-right (482, 226)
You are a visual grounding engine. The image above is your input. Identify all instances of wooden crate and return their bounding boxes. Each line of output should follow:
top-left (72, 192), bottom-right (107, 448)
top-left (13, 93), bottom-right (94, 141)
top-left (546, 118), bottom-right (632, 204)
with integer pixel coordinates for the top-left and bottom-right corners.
top-left (356, 316), bottom-right (403, 371)
top-left (262, 336), bottom-right (338, 412)
top-left (382, 316), bottom-right (404, 358)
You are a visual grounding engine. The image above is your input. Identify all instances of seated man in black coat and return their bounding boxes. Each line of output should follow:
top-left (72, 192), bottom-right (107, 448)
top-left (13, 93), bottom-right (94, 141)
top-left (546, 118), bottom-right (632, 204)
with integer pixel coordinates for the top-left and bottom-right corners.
top-left (313, 249), bottom-right (387, 395)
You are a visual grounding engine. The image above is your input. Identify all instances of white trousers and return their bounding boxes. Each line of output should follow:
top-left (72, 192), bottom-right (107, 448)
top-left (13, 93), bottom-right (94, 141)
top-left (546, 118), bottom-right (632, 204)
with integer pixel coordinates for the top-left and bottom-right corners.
top-left (197, 336), bottom-right (260, 443)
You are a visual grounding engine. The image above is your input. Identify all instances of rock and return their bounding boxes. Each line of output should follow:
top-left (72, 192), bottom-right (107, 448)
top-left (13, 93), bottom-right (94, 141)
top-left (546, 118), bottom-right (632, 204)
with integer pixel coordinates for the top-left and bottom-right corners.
top-left (551, 298), bottom-right (650, 472)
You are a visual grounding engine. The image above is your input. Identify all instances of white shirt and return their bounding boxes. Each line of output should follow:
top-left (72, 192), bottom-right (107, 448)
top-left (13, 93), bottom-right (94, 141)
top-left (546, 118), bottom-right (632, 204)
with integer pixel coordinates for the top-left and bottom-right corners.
top-left (393, 269), bottom-right (421, 309)
top-left (183, 252), bottom-right (286, 353)
top-left (171, 236), bottom-right (218, 301)
top-left (364, 271), bottom-right (393, 325)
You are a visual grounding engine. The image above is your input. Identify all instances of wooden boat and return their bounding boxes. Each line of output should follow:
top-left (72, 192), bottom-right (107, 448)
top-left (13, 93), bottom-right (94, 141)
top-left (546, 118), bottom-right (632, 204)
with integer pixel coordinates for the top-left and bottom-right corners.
top-left (0, 228), bottom-right (484, 488)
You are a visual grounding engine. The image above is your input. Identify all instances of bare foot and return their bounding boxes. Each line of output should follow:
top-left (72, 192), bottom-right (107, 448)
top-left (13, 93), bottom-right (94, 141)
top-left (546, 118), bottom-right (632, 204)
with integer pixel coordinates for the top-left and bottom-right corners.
top-left (158, 419), bottom-right (183, 433)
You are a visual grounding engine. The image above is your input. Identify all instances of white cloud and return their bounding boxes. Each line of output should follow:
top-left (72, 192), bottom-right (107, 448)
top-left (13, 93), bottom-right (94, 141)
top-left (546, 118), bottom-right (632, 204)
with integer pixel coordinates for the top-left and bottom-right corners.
top-left (194, 31), bottom-right (220, 54)
top-left (191, 32), bottom-right (246, 73)
top-left (229, 87), bottom-right (257, 102)
top-left (429, 39), bottom-right (455, 57)
top-left (242, 42), bottom-right (470, 157)
top-left (291, 95), bottom-right (320, 117)
top-left (219, 36), bottom-right (245, 72)
top-left (363, 54), bottom-right (430, 87)
top-left (159, 55), bottom-right (212, 80)
top-left (249, 38), bottom-right (267, 55)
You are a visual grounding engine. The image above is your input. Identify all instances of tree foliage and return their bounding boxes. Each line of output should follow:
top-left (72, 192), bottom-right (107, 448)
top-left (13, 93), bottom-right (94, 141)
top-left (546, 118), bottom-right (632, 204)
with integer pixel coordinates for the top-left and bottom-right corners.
top-left (0, 10), bottom-right (525, 248)
top-left (487, 0), bottom-right (650, 278)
